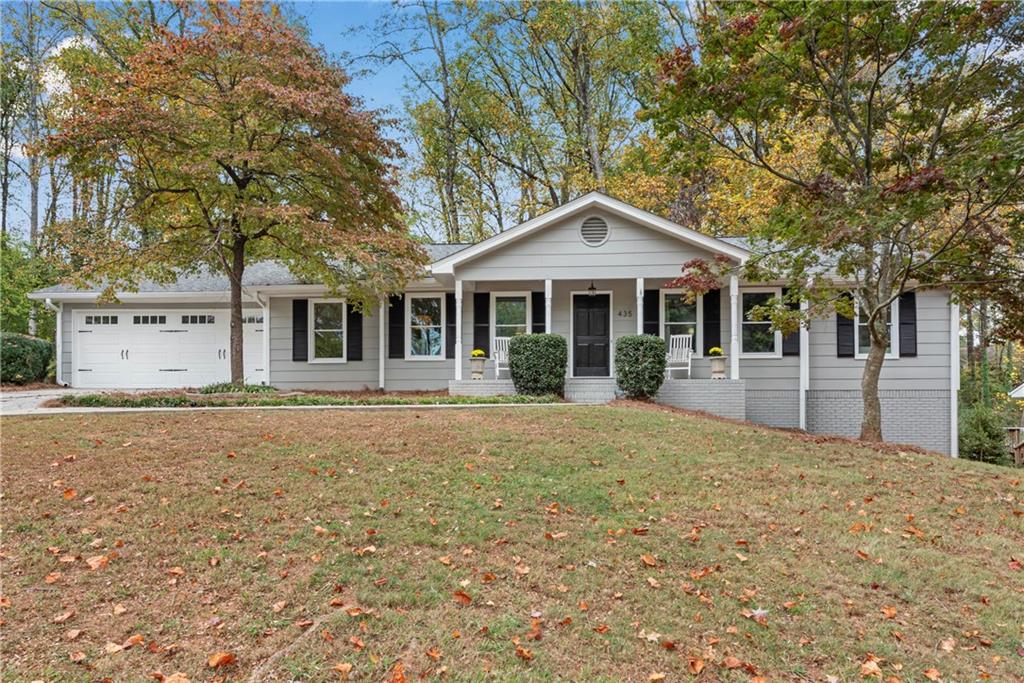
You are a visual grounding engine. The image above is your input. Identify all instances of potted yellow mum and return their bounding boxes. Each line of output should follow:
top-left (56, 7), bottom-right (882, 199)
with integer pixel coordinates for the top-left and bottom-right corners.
top-left (470, 348), bottom-right (487, 379)
top-left (708, 346), bottom-right (727, 379)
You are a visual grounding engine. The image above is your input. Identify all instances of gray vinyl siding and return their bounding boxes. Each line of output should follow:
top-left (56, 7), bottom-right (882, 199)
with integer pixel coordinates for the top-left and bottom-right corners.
top-left (60, 301), bottom-right (251, 387)
top-left (808, 288), bottom-right (951, 391)
top-left (455, 208), bottom-right (720, 281)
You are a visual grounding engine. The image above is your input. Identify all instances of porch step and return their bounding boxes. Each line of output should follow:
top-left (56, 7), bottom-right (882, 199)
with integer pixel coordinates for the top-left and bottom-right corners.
top-left (564, 378), bottom-right (619, 404)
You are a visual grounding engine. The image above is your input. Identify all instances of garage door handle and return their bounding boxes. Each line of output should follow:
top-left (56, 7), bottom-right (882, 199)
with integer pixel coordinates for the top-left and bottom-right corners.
top-left (120, 349), bottom-right (124, 360)
top-left (125, 349), bottom-right (129, 360)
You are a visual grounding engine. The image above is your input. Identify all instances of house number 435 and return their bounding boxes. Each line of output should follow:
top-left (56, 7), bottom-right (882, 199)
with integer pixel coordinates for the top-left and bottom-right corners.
top-left (616, 309), bottom-right (633, 318)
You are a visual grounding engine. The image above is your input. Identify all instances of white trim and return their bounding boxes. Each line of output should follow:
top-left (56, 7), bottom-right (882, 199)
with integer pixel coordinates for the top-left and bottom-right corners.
top-left (799, 296), bottom-right (809, 430)
top-left (378, 300), bottom-right (386, 389)
top-left (490, 291), bottom-right (532, 349)
top-left (738, 286), bottom-right (784, 359)
top-left (568, 289), bottom-right (614, 379)
top-left (950, 302), bottom-right (960, 458)
top-left (255, 291), bottom-right (271, 385)
top-left (430, 192), bottom-right (749, 275)
top-left (730, 276), bottom-right (740, 378)
top-left (405, 292), bottom-right (446, 361)
top-left (454, 280), bottom-right (464, 381)
top-left (659, 289), bottom-right (704, 359)
top-left (635, 279), bottom-right (644, 335)
top-left (854, 300), bottom-right (900, 360)
top-left (544, 279), bottom-right (552, 333)
top-left (44, 299), bottom-right (64, 386)
top-left (307, 298), bottom-right (347, 364)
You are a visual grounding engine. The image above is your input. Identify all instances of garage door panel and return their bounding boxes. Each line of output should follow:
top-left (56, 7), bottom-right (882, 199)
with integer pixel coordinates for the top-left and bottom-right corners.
top-left (74, 309), bottom-right (259, 389)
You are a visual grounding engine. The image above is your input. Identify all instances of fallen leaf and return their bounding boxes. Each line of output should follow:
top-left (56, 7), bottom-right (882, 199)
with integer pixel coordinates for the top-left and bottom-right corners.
top-left (881, 606), bottom-right (897, 619)
top-left (207, 652), bottom-right (237, 668)
top-left (923, 669), bottom-right (941, 682)
top-left (640, 554), bottom-right (657, 567)
top-left (104, 641), bottom-right (123, 655)
top-left (593, 624), bottom-right (610, 634)
top-left (452, 590), bottom-right (472, 606)
top-left (66, 629), bottom-right (82, 640)
top-left (44, 572), bottom-right (62, 584)
top-left (69, 651), bottom-right (86, 663)
top-left (63, 488), bottom-right (78, 500)
top-left (272, 600), bottom-right (287, 613)
top-left (515, 645), bottom-right (533, 661)
top-left (85, 555), bottom-right (109, 570)
top-left (123, 634), bottom-right (145, 649)
top-left (332, 662), bottom-right (353, 680)
top-left (688, 656), bottom-right (705, 674)
top-left (860, 655), bottom-right (883, 678)
top-left (722, 655), bottom-right (742, 669)
top-left (53, 610), bottom-right (75, 624)
top-left (113, 603), bottom-right (128, 615)
top-left (426, 647), bottom-right (442, 660)
top-left (389, 661), bottom-right (408, 683)
top-left (939, 637), bottom-right (955, 653)
top-left (649, 674), bottom-right (666, 682)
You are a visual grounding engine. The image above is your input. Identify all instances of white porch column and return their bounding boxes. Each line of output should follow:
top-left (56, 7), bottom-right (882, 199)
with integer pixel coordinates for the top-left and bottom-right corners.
top-left (729, 275), bottom-right (740, 379)
top-left (454, 280), bottom-right (464, 381)
top-left (635, 278), bottom-right (644, 335)
top-left (378, 300), bottom-right (386, 390)
top-left (544, 279), bottom-right (552, 333)
top-left (799, 297), bottom-right (809, 430)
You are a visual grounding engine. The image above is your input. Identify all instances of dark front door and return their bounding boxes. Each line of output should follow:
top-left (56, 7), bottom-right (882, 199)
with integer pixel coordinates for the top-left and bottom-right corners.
top-left (573, 293), bottom-right (610, 377)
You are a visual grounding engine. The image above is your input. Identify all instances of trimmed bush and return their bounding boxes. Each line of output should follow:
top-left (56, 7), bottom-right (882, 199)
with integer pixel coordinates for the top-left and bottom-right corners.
top-left (198, 382), bottom-right (276, 394)
top-left (509, 333), bottom-right (567, 396)
top-left (615, 334), bottom-right (666, 399)
top-left (1, 333), bottom-right (53, 384)
top-left (959, 405), bottom-right (1011, 466)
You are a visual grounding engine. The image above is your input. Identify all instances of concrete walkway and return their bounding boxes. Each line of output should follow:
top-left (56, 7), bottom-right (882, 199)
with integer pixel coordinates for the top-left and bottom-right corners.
top-left (0, 388), bottom-right (92, 416)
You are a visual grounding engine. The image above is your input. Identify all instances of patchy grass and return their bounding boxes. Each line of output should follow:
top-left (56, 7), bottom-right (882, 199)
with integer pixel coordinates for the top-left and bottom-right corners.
top-left (50, 392), bottom-right (559, 409)
top-left (1, 405), bottom-right (1022, 682)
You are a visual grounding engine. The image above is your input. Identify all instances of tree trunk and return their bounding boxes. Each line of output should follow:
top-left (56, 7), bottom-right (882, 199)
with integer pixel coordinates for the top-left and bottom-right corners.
top-left (228, 241), bottom-right (246, 385)
top-left (979, 299), bottom-right (990, 407)
top-left (859, 336), bottom-right (886, 442)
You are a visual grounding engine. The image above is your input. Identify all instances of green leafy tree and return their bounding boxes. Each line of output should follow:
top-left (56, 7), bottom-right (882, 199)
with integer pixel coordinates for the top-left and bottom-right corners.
top-left (42, 2), bottom-right (426, 384)
top-left (647, 1), bottom-right (1024, 442)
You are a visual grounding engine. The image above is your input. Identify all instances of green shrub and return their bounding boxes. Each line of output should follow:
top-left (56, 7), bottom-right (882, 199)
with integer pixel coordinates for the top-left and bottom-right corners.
top-left (614, 334), bottom-right (667, 399)
top-left (198, 382), bottom-right (276, 394)
top-left (959, 405), bottom-right (1011, 465)
top-left (509, 333), bottom-right (567, 396)
top-left (1, 333), bottom-right (53, 384)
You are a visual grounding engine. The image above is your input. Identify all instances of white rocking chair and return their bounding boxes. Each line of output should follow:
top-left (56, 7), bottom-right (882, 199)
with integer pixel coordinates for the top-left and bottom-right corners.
top-left (665, 334), bottom-right (693, 379)
top-left (493, 336), bottom-right (511, 379)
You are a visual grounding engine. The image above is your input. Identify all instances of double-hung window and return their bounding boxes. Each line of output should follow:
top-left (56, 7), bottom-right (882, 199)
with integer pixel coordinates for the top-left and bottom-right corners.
top-left (855, 300), bottom-right (899, 359)
top-left (740, 288), bottom-right (782, 357)
top-left (407, 294), bottom-right (444, 359)
top-left (660, 290), bottom-right (701, 355)
top-left (492, 292), bottom-right (530, 342)
top-left (309, 299), bottom-right (346, 362)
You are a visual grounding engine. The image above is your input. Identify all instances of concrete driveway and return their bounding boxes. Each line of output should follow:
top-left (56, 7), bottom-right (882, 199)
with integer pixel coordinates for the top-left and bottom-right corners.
top-left (1, 388), bottom-right (100, 416)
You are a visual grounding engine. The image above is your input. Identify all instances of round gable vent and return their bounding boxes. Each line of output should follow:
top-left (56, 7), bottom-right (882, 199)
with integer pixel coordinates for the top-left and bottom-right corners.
top-left (580, 216), bottom-right (609, 246)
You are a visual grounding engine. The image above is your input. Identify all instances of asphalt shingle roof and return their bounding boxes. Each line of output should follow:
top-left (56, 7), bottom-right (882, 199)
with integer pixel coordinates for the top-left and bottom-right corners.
top-left (32, 243), bottom-right (474, 295)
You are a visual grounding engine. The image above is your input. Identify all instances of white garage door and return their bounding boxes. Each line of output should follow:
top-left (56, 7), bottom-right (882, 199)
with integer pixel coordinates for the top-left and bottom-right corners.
top-left (73, 310), bottom-right (264, 389)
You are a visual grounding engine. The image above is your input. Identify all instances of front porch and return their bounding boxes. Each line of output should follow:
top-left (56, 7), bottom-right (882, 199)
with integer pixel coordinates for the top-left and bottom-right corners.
top-left (450, 377), bottom-right (747, 417)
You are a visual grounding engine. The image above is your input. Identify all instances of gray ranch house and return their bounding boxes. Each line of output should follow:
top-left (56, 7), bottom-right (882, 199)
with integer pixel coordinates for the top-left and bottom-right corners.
top-left (29, 193), bottom-right (960, 455)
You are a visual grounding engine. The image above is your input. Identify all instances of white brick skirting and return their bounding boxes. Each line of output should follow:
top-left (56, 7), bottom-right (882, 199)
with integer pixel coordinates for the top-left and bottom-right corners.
top-left (746, 390), bottom-right (800, 428)
top-left (448, 379), bottom-right (517, 397)
top-left (655, 379), bottom-right (746, 420)
top-left (564, 378), bottom-right (619, 404)
top-left (806, 389), bottom-right (951, 454)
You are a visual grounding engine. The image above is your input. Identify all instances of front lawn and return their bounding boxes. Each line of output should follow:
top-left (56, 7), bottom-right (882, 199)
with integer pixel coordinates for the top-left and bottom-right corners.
top-left (1, 406), bottom-right (1021, 681)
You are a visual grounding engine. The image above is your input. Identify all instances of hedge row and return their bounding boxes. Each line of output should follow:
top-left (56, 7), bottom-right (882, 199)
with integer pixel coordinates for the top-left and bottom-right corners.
top-left (1, 333), bottom-right (53, 384)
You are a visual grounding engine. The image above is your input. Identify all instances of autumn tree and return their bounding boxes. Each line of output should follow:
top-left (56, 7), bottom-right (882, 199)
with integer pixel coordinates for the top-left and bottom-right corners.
top-left (43, 2), bottom-right (425, 384)
top-left (647, 1), bottom-right (1024, 442)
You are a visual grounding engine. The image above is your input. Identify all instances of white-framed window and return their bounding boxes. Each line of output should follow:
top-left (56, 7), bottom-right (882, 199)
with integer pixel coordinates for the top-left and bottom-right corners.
top-left (740, 287), bottom-right (783, 358)
top-left (133, 314), bottom-right (166, 325)
top-left (659, 290), bottom-right (702, 357)
top-left (855, 300), bottom-right (899, 360)
top-left (491, 292), bottom-right (531, 343)
top-left (181, 314), bottom-right (214, 325)
top-left (308, 298), bottom-right (346, 363)
top-left (84, 315), bottom-right (118, 325)
top-left (406, 293), bottom-right (445, 360)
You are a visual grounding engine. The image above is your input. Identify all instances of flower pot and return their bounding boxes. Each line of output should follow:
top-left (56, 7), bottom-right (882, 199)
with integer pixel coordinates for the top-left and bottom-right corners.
top-left (470, 356), bottom-right (487, 380)
top-left (709, 356), bottom-right (727, 380)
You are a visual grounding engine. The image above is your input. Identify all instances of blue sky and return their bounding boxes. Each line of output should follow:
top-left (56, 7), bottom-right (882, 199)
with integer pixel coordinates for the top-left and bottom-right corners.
top-left (294, 1), bottom-right (408, 116)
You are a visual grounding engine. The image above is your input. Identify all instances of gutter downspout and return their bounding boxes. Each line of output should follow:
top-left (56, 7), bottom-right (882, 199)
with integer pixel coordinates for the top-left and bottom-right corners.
top-left (254, 290), bottom-right (271, 386)
top-left (43, 298), bottom-right (65, 386)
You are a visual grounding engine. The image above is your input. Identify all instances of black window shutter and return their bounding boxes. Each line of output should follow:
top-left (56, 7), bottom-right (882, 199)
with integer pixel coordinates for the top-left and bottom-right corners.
top-left (346, 303), bottom-right (363, 361)
top-left (531, 291), bottom-right (545, 333)
top-left (473, 292), bottom-right (490, 356)
top-left (388, 294), bottom-right (405, 359)
top-left (703, 289), bottom-right (721, 355)
top-left (899, 292), bottom-right (917, 357)
top-left (836, 293), bottom-right (855, 357)
top-left (781, 287), bottom-right (800, 356)
top-left (292, 299), bottom-right (308, 362)
top-left (445, 293), bottom-right (457, 358)
top-left (643, 289), bottom-right (659, 336)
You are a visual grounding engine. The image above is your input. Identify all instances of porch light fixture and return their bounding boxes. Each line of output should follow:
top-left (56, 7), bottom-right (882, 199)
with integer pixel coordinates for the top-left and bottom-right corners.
top-left (587, 281), bottom-right (597, 297)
